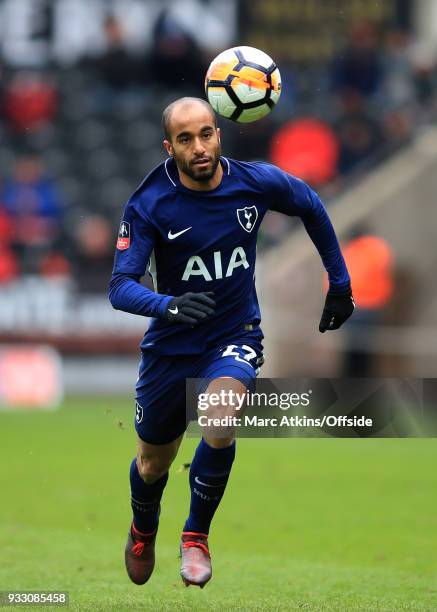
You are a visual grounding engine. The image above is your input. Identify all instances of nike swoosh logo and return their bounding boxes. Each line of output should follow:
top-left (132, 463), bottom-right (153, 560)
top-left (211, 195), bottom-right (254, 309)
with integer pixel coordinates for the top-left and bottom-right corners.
top-left (194, 476), bottom-right (225, 488)
top-left (168, 306), bottom-right (179, 315)
top-left (168, 226), bottom-right (192, 240)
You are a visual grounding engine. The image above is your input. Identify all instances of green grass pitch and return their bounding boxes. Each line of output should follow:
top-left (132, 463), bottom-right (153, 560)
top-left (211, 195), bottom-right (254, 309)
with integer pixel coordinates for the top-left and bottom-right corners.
top-left (1, 396), bottom-right (437, 611)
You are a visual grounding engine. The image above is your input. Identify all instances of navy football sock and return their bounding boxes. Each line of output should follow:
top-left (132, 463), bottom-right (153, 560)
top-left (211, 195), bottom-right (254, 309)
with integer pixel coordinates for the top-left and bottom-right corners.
top-left (184, 438), bottom-right (236, 535)
top-left (130, 458), bottom-right (168, 534)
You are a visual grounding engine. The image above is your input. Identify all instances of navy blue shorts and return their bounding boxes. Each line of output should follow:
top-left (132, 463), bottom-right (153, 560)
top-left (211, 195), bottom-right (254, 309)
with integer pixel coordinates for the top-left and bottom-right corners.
top-left (134, 326), bottom-right (264, 445)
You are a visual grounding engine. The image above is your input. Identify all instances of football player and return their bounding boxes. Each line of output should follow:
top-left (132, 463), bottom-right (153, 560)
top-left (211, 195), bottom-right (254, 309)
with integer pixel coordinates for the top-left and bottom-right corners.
top-left (109, 97), bottom-right (354, 588)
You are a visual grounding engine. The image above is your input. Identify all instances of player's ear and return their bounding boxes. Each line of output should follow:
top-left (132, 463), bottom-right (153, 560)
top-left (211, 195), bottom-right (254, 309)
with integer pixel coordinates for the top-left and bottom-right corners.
top-left (163, 139), bottom-right (173, 156)
top-left (217, 127), bottom-right (221, 143)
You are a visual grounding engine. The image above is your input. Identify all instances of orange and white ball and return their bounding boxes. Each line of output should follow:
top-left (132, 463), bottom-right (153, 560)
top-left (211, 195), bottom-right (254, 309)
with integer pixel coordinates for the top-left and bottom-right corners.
top-left (205, 46), bottom-right (281, 123)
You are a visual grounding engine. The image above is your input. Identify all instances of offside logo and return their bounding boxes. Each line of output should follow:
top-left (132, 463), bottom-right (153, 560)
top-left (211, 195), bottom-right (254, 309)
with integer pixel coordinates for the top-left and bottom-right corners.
top-left (117, 221), bottom-right (130, 250)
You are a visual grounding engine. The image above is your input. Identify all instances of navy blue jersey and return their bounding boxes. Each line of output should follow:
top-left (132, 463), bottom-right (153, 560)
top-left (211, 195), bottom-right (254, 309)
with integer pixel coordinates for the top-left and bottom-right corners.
top-left (109, 157), bottom-right (350, 355)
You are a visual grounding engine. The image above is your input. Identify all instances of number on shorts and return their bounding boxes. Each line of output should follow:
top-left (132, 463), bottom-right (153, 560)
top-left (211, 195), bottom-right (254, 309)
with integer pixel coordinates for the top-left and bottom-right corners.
top-left (222, 344), bottom-right (257, 363)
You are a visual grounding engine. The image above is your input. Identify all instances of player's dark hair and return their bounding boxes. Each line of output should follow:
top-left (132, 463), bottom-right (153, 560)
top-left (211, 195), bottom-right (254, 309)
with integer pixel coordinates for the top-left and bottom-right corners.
top-left (162, 97), bottom-right (217, 141)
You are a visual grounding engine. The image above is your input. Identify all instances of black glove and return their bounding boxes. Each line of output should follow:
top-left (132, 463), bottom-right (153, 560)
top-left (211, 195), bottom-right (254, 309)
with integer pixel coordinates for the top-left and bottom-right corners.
top-left (165, 291), bottom-right (216, 325)
top-left (319, 288), bottom-right (355, 333)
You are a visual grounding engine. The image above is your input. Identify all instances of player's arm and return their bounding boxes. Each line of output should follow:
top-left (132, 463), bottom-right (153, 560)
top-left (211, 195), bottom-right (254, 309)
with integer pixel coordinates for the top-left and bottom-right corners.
top-left (108, 202), bottom-right (215, 325)
top-left (264, 164), bottom-right (354, 332)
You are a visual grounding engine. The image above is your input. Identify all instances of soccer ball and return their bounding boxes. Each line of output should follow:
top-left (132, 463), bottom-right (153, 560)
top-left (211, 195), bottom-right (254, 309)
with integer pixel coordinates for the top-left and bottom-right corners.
top-left (205, 46), bottom-right (281, 123)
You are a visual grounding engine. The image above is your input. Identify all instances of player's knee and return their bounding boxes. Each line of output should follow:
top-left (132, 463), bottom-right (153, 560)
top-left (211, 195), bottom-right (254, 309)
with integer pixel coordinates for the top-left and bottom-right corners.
top-left (203, 435), bottom-right (235, 449)
top-left (136, 457), bottom-right (169, 484)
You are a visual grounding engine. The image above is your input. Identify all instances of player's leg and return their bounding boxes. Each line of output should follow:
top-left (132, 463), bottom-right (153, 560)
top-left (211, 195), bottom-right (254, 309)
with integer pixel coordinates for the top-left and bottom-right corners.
top-left (184, 375), bottom-right (243, 532)
top-left (126, 433), bottom-right (184, 585)
top-left (180, 333), bottom-right (263, 587)
top-left (126, 351), bottom-right (190, 585)
top-left (180, 375), bottom-right (244, 588)
top-left (131, 433), bottom-right (184, 532)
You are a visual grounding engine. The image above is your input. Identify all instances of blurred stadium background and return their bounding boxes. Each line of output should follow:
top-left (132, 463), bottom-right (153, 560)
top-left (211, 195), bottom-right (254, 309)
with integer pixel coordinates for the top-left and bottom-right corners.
top-left (1, 0), bottom-right (437, 404)
top-left (1, 2), bottom-right (437, 610)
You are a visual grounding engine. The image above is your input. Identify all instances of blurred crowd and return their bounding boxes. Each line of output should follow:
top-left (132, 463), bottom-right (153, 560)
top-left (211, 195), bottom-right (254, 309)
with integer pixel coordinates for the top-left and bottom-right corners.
top-left (0, 7), bottom-right (436, 290)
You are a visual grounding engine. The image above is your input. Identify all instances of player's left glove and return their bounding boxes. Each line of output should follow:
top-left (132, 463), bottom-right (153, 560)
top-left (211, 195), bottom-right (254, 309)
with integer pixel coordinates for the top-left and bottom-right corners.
top-left (319, 288), bottom-right (355, 333)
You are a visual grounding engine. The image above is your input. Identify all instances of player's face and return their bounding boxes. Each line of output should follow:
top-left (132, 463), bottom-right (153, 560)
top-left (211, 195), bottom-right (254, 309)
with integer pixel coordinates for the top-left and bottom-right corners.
top-left (164, 106), bottom-right (222, 184)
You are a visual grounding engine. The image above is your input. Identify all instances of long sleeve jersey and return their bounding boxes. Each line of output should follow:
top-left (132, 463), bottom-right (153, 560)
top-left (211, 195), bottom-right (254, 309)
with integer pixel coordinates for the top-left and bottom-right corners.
top-left (109, 156), bottom-right (350, 355)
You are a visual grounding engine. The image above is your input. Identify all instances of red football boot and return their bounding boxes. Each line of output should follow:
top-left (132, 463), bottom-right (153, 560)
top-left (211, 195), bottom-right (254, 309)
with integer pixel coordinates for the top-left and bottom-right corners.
top-left (125, 523), bottom-right (157, 585)
top-left (180, 531), bottom-right (212, 588)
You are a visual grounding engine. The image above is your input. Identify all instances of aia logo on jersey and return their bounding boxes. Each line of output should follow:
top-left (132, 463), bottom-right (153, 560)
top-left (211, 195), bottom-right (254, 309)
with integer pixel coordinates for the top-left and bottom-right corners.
top-left (117, 221), bottom-right (130, 250)
top-left (237, 206), bottom-right (258, 233)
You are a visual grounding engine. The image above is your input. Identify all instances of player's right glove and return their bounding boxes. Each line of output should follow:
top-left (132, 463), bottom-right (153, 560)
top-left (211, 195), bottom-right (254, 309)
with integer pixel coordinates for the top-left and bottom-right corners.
top-left (165, 292), bottom-right (216, 325)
